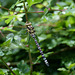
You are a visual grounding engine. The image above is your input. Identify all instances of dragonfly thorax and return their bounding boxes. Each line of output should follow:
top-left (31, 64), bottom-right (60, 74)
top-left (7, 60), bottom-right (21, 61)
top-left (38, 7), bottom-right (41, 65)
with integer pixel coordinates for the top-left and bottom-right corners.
top-left (26, 22), bottom-right (35, 34)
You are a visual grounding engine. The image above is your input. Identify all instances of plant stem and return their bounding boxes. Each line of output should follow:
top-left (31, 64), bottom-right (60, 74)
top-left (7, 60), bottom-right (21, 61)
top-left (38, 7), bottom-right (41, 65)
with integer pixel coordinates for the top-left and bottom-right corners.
top-left (23, 1), bottom-right (33, 75)
top-left (28, 11), bottom-right (44, 13)
top-left (0, 31), bottom-right (5, 37)
top-left (23, 1), bottom-right (28, 22)
top-left (0, 6), bottom-right (9, 11)
top-left (28, 49), bottom-right (33, 75)
top-left (0, 57), bottom-right (16, 75)
top-left (0, 6), bottom-right (67, 14)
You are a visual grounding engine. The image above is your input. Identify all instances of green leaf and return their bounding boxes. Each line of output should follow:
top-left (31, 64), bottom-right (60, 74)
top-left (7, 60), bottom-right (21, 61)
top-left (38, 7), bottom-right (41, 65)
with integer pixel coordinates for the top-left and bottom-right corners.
top-left (56, 2), bottom-right (67, 7)
top-left (0, 69), bottom-right (5, 75)
top-left (2, 15), bottom-right (16, 24)
top-left (16, 3), bottom-right (23, 6)
top-left (47, 39), bottom-right (57, 49)
top-left (44, 52), bottom-right (54, 57)
top-left (1, 38), bottom-right (12, 47)
top-left (15, 7), bottom-right (21, 12)
top-left (27, 0), bottom-right (43, 7)
top-left (38, 34), bottom-right (47, 42)
top-left (58, 71), bottom-right (68, 75)
top-left (17, 60), bottom-right (30, 74)
top-left (6, 33), bottom-right (14, 39)
top-left (5, 18), bottom-right (13, 24)
top-left (68, 29), bottom-right (75, 31)
top-left (0, 4), bottom-right (1, 7)
top-left (16, 13), bottom-right (25, 21)
top-left (35, 52), bottom-right (53, 64)
top-left (57, 68), bottom-right (67, 71)
top-left (62, 40), bottom-right (75, 47)
top-left (67, 63), bottom-right (75, 69)
top-left (66, 17), bottom-right (75, 27)
top-left (0, 51), bottom-right (4, 56)
top-left (3, 27), bottom-right (16, 32)
top-left (32, 71), bottom-right (44, 75)
top-left (65, 0), bottom-right (73, 4)
top-left (11, 69), bottom-right (20, 75)
top-left (36, 4), bottom-right (44, 9)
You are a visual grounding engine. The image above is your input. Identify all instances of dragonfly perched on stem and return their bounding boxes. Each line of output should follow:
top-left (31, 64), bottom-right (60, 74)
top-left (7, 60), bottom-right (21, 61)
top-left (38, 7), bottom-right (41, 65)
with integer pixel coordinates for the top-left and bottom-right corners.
top-left (25, 22), bottom-right (49, 67)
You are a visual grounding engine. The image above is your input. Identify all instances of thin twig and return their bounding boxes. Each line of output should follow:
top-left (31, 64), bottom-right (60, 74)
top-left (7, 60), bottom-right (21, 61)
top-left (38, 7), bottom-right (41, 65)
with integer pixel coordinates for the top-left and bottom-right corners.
top-left (23, 1), bottom-right (28, 22)
top-left (0, 30), bottom-right (5, 37)
top-left (0, 57), bottom-right (16, 75)
top-left (27, 8), bottom-right (67, 13)
top-left (0, 25), bottom-right (13, 30)
top-left (0, 6), bottom-right (67, 14)
top-left (0, 6), bottom-right (19, 14)
top-left (0, 6), bottom-right (9, 11)
top-left (0, 25), bottom-right (26, 30)
top-left (28, 11), bottom-right (44, 13)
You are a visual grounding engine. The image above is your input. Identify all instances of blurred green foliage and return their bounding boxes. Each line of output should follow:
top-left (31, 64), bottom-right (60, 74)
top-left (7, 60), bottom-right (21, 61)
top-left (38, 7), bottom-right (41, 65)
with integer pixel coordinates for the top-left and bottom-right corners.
top-left (0, 0), bottom-right (75, 75)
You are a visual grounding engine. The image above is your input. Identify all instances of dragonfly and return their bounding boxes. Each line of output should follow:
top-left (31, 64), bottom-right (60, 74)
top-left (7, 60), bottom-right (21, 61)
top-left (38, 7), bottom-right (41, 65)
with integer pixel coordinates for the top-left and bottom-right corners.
top-left (25, 22), bottom-right (49, 67)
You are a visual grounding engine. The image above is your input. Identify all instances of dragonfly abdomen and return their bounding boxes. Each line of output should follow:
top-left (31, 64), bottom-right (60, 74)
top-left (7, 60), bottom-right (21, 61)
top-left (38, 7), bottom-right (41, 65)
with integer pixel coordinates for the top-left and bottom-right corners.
top-left (32, 34), bottom-right (49, 66)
